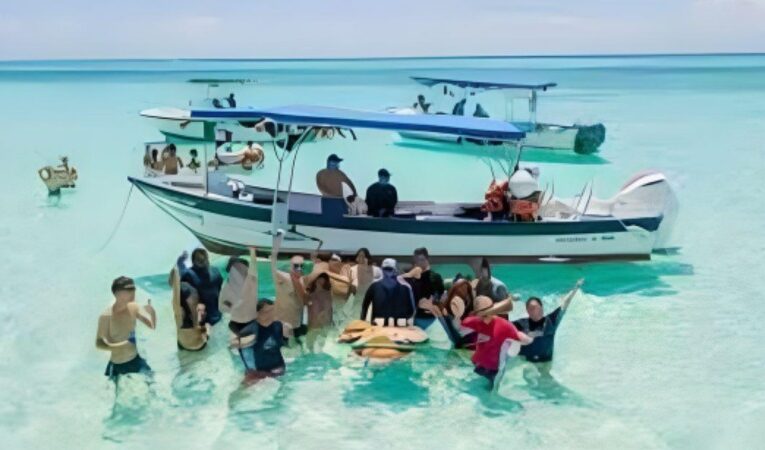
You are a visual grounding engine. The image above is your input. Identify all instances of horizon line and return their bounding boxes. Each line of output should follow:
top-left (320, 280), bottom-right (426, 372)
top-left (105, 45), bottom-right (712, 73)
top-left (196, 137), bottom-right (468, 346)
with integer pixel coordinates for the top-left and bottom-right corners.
top-left (2, 51), bottom-right (765, 64)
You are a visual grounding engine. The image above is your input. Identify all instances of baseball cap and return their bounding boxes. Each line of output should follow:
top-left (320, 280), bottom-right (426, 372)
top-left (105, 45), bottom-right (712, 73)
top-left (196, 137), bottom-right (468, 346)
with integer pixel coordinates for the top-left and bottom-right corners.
top-left (378, 168), bottom-right (391, 177)
top-left (381, 258), bottom-right (397, 270)
top-left (327, 154), bottom-right (343, 163)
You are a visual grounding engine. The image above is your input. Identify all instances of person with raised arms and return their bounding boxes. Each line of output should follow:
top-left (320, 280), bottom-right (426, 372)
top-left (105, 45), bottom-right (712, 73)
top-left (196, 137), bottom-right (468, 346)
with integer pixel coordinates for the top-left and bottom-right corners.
top-left (513, 279), bottom-right (584, 366)
top-left (270, 231), bottom-right (310, 342)
top-left (96, 276), bottom-right (156, 380)
top-left (461, 296), bottom-right (533, 389)
top-left (170, 256), bottom-right (208, 352)
top-left (219, 247), bottom-right (261, 347)
top-left (360, 258), bottom-right (416, 327)
top-left (180, 248), bottom-right (223, 326)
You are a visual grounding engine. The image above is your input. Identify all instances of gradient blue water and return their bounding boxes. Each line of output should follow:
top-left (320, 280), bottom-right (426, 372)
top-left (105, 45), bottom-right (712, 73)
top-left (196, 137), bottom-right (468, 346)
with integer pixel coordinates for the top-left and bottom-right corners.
top-left (1, 55), bottom-right (764, 449)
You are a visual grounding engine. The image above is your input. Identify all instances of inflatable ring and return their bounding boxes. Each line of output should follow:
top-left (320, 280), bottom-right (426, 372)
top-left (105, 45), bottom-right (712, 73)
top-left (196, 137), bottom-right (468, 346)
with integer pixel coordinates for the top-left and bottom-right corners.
top-left (38, 167), bottom-right (52, 181)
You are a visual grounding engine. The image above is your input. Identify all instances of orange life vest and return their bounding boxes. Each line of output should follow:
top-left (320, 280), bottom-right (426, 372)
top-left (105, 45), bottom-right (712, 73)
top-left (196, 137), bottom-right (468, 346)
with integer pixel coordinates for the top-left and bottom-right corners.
top-left (481, 180), bottom-right (509, 213)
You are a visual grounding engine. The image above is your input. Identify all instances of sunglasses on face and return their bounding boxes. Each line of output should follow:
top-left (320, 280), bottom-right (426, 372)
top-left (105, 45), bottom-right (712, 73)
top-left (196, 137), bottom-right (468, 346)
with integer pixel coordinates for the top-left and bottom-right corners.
top-left (293, 264), bottom-right (304, 270)
top-left (382, 267), bottom-right (395, 272)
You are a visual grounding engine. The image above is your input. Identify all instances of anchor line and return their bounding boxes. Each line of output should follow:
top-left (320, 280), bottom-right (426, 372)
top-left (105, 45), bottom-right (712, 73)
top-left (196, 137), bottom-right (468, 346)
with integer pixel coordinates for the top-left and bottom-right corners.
top-left (98, 184), bottom-right (135, 252)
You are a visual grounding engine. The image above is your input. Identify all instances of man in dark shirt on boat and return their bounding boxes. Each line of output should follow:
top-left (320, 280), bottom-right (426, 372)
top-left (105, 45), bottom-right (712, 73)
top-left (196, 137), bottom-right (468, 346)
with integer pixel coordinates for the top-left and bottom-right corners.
top-left (513, 279), bottom-right (583, 364)
top-left (403, 247), bottom-right (445, 329)
top-left (360, 258), bottom-right (416, 326)
top-left (180, 248), bottom-right (223, 326)
top-left (365, 168), bottom-right (398, 217)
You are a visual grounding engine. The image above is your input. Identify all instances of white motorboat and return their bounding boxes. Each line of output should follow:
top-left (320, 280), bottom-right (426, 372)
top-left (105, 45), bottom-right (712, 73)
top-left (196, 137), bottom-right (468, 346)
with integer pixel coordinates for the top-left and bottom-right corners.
top-left (392, 76), bottom-right (606, 154)
top-left (130, 105), bottom-right (676, 263)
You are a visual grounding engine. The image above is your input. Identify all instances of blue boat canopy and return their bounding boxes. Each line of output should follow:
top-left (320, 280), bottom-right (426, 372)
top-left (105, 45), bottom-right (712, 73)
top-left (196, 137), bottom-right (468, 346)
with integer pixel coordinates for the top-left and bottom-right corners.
top-left (412, 76), bottom-right (557, 92)
top-left (189, 104), bottom-right (525, 140)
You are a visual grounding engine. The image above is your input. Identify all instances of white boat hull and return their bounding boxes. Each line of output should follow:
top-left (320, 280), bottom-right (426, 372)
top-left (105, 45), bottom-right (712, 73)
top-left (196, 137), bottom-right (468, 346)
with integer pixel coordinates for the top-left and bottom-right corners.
top-left (131, 177), bottom-right (665, 262)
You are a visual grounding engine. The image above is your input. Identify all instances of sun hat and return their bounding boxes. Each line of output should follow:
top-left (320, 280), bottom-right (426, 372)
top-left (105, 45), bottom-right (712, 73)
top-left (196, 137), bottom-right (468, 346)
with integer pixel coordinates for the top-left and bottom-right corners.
top-left (377, 326), bottom-right (429, 344)
top-left (473, 295), bottom-right (505, 317)
top-left (344, 320), bottom-right (372, 333)
top-left (352, 335), bottom-right (415, 351)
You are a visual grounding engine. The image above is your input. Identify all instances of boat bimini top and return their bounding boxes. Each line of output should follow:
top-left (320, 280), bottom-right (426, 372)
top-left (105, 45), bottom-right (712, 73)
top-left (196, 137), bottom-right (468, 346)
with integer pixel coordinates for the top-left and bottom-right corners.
top-left (411, 76), bottom-right (557, 92)
top-left (189, 104), bottom-right (526, 141)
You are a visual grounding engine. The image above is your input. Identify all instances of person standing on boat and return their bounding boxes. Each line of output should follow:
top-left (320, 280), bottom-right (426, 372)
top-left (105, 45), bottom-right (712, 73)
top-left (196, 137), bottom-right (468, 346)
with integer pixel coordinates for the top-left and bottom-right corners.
top-left (169, 258), bottom-right (208, 352)
top-left (413, 94), bottom-right (431, 113)
top-left (403, 247), bottom-right (445, 329)
top-left (96, 277), bottom-right (156, 379)
top-left (180, 249), bottom-right (223, 326)
top-left (316, 154), bottom-right (356, 198)
top-left (461, 296), bottom-right (533, 388)
top-left (365, 168), bottom-right (398, 217)
top-left (512, 279), bottom-right (584, 366)
top-left (360, 258), bottom-right (416, 326)
top-left (472, 258), bottom-right (516, 317)
top-left (348, 248), bottom-right (383, 320)
top-left (226, 93), bottom-right (236, 108)
top-left (163, 144), bottom-right (184, 175)
top-left (270, 231), bottom-right (309, 342)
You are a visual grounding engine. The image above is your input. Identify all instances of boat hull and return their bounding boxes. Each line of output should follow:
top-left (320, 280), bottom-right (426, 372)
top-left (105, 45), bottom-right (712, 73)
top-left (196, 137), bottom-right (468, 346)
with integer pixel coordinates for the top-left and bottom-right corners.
top-left (130, 177), bottom-right (660, 262)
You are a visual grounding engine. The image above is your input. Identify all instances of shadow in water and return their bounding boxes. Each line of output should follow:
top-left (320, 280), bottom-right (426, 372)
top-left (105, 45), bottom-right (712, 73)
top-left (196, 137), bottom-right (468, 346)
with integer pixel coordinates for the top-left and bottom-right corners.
top-left (392, 140), bottom-right (609, 165)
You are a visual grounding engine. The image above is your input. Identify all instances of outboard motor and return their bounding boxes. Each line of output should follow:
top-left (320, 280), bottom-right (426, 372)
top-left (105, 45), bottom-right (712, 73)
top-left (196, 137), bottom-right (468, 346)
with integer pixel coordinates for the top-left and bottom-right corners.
top-left (612, 171), bottom-right (678, 250)
top-left (573, 123), bottom-right (606, 154)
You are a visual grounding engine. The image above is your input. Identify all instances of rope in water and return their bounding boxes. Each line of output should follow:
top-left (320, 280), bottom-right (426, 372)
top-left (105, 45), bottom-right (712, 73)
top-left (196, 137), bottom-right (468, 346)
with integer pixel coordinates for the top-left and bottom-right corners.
top-left (98, 184), bottom-right (134, 252)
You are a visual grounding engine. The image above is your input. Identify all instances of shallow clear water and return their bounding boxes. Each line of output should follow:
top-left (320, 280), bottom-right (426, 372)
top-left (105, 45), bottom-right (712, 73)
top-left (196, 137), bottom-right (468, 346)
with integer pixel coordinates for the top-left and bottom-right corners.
top-left (1, 55), bottom-right (764, 449)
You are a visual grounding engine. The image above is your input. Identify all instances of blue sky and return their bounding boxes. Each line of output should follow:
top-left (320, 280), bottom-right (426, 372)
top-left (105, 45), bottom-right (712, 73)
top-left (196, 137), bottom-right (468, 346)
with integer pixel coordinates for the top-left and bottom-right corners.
top-left (0, 0), bottom-right (763, 59)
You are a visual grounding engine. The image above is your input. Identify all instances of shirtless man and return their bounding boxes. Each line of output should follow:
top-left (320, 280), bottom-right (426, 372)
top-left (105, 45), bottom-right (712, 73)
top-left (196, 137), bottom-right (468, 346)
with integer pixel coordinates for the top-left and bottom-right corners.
top-left (163, 144), bottom-right (184, 175)
top-left (270, 231), bottom-right (309, 341)
top-left (316, 154), bottom-right (356, 198)
top-left (349, 247), bottom-right (382, 320)
top-left (96, 276), bottom-right (156, 379)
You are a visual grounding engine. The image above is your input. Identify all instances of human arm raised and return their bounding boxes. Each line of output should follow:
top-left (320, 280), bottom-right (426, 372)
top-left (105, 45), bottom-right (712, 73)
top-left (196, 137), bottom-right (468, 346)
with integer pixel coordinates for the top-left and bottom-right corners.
top-left (560, 278), bottom-right (584, 311)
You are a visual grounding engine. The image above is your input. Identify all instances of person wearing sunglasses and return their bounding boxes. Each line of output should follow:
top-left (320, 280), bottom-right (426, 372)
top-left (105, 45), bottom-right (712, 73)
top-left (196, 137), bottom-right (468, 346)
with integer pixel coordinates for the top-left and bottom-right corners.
top-left (270, 231), bottom-right (309, 341)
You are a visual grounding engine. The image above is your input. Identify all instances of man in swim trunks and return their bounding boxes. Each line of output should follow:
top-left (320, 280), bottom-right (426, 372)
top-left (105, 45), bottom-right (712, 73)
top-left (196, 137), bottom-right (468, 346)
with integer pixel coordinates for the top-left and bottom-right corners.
top-left (462, 296), bottom-right (532, 388)
top-left (170, 261), bottom-right (208, 352)
top-left (361, 258), bottom-right (416, 326)
top-left (513, 278), bottom-right (584, 365)
top-left (403, 247), bottom-right (445, 329)
top-left (239, 299), bottom-right (287, 385)
top-left (219, 247), bottom-right (260, 346)
top-left (96, 276), bottom-right (156, 379)
top-left (181, 248), bottom-right (224, 326)
top-left (270, 231), bottom-right (309, 341)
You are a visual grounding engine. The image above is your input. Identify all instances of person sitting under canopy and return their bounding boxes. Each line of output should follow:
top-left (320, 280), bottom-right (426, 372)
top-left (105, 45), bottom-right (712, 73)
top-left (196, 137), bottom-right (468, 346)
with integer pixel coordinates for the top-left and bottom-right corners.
top-left (365, 168), bottom-right (398, 218)
top-left (316, 154), bottom-right (356, 198)
top-left (413, 94), bottom-right (431, 113)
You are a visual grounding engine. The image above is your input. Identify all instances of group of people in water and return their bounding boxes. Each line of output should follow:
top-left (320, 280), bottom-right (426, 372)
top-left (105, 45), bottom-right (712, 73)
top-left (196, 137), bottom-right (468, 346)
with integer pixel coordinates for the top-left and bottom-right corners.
top-left (96, 230), bottom-right (584, 389)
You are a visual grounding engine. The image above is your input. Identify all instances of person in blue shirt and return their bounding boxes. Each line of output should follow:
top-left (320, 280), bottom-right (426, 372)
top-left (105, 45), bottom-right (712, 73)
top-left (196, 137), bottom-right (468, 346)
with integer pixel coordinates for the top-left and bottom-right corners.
top-left (238, 298), bottom-right (287, 385)
top-left (180, 249), bottom-right (223, 326)
top-left (512, 279), bottom-right (584, 364)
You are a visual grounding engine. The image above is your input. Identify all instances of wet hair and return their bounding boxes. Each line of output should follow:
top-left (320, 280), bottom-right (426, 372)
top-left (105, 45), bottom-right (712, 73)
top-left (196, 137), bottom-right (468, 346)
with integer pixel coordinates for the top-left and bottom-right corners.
top-left (165, 143), bottom-right (177, 153)
top-left (191, 248), bottom-right (208, 265)
top-left (190, 149), bottom-right (198, 157)
top-left (480, 257), bottom-right (492, 278)
top-left (444, 279), bottom-right (475, 319)
top-left (308, 273), bottom-right (331, 293)
top-left (226, 256), bottom-right (249, 273)
top-left (256, 298), bottom-right (274, 312)
top-left (413, 247), bottom-right (430, 259)
top-left (354, 247), bottom-right (372, 261)
top-left (526, 296), bottom-right (543, 308)
top-left (247, 141), bottom-right (253, 146)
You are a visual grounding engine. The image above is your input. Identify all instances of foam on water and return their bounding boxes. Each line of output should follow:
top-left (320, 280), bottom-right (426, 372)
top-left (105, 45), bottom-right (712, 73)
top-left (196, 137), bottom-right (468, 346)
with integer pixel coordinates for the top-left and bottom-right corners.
top-left (1, 55), bottom-right (764, 449)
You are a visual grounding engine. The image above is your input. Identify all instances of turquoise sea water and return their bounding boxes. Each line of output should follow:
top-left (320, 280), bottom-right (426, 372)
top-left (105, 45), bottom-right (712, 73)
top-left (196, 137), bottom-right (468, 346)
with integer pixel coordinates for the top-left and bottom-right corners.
top-left (1, 55), bottom-right (764, 449)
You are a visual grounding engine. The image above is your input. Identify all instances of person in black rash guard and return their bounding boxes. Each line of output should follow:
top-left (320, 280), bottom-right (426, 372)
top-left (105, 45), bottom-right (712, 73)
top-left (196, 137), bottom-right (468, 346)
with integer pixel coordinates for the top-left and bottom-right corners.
top-left (360, 258), bottom-right (415, 326)
top-left (365, 168), bottom-right (398, 217)
top-left (402, 247), bottom-right (445, 330)
top-left (180, 248), bottom-right (223, 326)
top-left (239, 299), bottom-right (286, 384)
top-left (513, 279), bottom-right (584, 364)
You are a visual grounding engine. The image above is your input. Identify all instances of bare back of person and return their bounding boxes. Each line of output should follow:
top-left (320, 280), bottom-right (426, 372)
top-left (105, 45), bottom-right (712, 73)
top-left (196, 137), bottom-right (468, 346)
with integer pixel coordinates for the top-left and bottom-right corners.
top-left (98, 303), bottom-right (138, 364)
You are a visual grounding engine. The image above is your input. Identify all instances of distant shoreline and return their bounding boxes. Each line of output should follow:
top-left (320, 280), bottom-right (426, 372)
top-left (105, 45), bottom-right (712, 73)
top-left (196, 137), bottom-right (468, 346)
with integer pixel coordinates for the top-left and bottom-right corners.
top-left (2, 52), bottom-right (764, 63)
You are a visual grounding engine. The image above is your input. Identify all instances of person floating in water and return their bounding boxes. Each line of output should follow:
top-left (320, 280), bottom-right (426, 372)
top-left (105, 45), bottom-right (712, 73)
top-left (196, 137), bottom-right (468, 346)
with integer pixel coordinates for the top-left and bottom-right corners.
top-left (513, 279), bottom-right (584, 366)
top-left (170, 257), bottom-right (208, 351)
top-left (365, 168), bottom-right (398, 217)
top-left (461, 296), bottom-right (532, 388)
top-left (403, 247), bottom-right (445, 330)
top-left (180, 248), bottom-right (223, 326)
top-left (96, 276), bottom-right (156, 379)
top-left (360, 258), bottom-right (416, 327)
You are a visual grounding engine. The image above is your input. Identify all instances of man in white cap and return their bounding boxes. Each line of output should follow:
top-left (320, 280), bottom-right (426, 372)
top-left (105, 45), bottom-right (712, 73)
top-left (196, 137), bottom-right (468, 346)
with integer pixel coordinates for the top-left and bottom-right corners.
top-left (360, 258), bottom-right (416, 326)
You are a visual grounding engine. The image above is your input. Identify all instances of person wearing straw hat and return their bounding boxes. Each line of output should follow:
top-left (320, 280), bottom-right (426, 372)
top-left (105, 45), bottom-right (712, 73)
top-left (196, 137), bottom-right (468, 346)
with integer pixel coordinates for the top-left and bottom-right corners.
top-left (461, 296), bottom-right (533, 387)
top-left (95, 276), bottom-right (156, 379)
top-left (360, 258), bottom-right (416, 327)
top-left (513, 279), bottom-right (584, 365)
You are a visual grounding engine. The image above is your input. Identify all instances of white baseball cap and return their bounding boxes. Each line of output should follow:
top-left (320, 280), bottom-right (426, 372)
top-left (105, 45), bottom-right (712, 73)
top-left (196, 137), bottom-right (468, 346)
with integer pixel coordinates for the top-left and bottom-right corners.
top-left (381, 258), bottom-right (397, 270)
